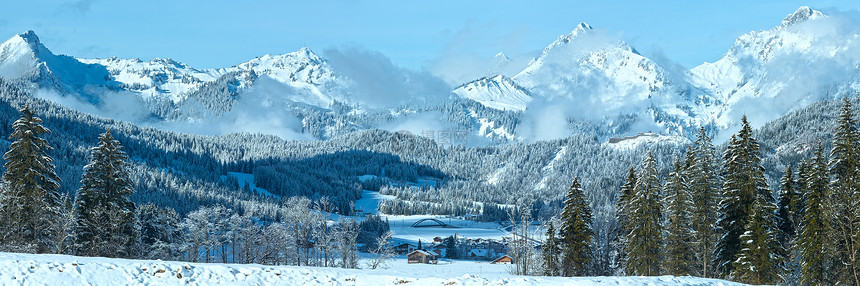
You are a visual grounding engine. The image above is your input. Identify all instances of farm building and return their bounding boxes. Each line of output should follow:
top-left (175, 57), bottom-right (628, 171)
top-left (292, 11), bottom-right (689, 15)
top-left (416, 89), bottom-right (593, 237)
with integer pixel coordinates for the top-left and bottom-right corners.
top-left (393, 243), bottom-right (417, 255)
top-left (407, 250), bottom-right (438, 264)
top-left (491, 255), bottom-right (513, 264)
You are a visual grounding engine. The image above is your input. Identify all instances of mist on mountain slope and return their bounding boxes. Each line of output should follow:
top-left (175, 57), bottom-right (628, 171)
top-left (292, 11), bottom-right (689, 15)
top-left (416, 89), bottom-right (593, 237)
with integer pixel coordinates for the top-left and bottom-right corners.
top-left (7, 6), bottom-right (860, 145)
top-left (725, 12), bottom-right (860, 129)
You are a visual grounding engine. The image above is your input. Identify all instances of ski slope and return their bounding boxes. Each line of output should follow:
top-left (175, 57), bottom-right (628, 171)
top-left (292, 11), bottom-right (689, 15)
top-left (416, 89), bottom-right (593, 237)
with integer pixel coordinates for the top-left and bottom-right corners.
top-left (0, 252), bottom-right (749, 286)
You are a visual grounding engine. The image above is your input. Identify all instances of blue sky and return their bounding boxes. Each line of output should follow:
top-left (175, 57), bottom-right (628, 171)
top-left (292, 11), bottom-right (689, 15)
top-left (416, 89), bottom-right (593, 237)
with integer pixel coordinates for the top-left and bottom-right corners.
top-left (2, 0), bottom-right (859, 76)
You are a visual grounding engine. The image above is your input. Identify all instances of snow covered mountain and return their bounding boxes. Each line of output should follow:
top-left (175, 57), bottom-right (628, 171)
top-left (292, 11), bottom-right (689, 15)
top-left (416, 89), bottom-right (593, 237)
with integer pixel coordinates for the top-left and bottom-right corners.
top-left (457, 22), bottom-right (709, 138)
top-left (1, 6), bottom-right (857, 143)
top-left (0, 31), bottom-right (475, 141)
top-left (453, 75), bottom-right (531, 111)
top-left (0, 30), bottom-right (344, 108)
top-left (458, 6), bottom-right (860, 140)
top-left (688, 6), bottom-right (859, 128)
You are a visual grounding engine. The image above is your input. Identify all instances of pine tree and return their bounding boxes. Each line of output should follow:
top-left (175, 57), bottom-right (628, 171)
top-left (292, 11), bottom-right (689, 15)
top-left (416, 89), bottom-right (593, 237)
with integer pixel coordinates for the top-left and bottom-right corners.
top-left (714, 116), bottom-right (767, 277)
top-left (733, 170), bottom-right (782, 284)
top-left (559, 178), bottom-right (593, 277)
top-left (777, 167), bottom-right (796, 244)
top-left (777, 166), bottom-right (803, 282)
top-left (663, 158), bottom-right (695, 275)
top-left (137, 203), bottom-right (183, 260)
top-left (800, 146), bottom-right (832, 285)
top-left (0, 106), bottom-right (62, 253)
top-left (689, 127), bottom-right (720, 277)
top-left (626, 152), bottom-right (662, 276)
top-left (72, 129), bottom-right (137, 258)
top-left (828, 97), bottom-right (860, 286)
top-left (611, 167), bottom-right (636, 275)
top-left (795, 160), bottom-right (810, 224)
top-left (542, 222), bottom-right (560, 276)
top-left (445, 235), bottom-right (457, 259)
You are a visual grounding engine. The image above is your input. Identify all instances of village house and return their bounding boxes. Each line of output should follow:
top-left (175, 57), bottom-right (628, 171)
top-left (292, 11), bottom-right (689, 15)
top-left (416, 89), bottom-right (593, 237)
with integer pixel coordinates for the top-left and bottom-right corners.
top-left (392, 242), bottom-right (417, 255)
top-left (491, 255), bottom-right (513, 264)
top-left (407, 250), bottom-right (438, 264)
top-left (469, 248), bottom-right (491, 260)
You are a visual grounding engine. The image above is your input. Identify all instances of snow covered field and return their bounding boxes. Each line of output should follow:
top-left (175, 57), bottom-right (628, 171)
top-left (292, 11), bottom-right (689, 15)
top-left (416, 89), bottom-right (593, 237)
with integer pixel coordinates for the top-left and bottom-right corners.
top-left (226, 172), bottom-right (279, 198)
top-left (354, 190), bottom-right (395, 214)
top-left (0, 252), bottom-right (748, 286)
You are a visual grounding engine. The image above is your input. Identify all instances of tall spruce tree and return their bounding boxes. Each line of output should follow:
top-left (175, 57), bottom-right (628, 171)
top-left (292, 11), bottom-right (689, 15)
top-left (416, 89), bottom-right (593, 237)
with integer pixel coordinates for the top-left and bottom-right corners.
top-left (445, 235), bottom-right (457, 259)
top-left (626, 152), bottom-right (662, 276)
top-left (72, 129), bottom-right (137, 258)
top-left (795, 160), bottom-right (810, 224)
top-left (828, 97), bottom-right (860, 285)
top-left (611, 167), bottom-right (637, 275)
top-left (800, 146), bottom-right (832, 285)
top-left (663, 158), bottom-right (695, 275)
top-left (559, 178), bottom-right (593, 277)
top-left (777, 166), bottom-right (803, 282)
top-left (776, 166), bottom-right (797, 246)
top-left (733, 169), bottom-right (782, 284)
top-left (689, 127), bottom-right (720, 277)
top-left (714, 116), bottom-right (767, 277)
top-left (0, 106), bottom-right (62, 253)
top-left (542, 222), bottom-right (560, 276)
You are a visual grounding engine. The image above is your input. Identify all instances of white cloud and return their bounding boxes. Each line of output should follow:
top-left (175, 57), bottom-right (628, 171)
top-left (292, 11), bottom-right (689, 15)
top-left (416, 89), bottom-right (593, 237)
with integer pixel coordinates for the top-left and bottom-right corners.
top-left (324, 46), bottom-right (452, 109)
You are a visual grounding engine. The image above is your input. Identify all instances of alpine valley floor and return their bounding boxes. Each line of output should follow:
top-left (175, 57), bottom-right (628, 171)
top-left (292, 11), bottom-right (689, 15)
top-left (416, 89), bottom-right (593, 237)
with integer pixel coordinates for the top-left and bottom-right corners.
top-left (0, 252), bottom-right (749, 286)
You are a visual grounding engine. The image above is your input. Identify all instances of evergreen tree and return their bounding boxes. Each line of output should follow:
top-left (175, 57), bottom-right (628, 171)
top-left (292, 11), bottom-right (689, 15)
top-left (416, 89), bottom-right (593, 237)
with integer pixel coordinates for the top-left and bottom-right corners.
top-left (0, 106), bottom-right (62, 253)
top-left (559, 178), bottom-right (593, 277)
top-left (626, 152), bottom-right (662, 276)
top-left (828, 97), bottom-right (860, 286)
top-left (795, 160), bottom-right (810, 224)
top-left (689, 127), bottom-right (720, 277)
top-left (663, 158), bottom-right (695, 275)
top-left (800, 146), bottom-right (832, 285)
top-left (776, 167), bottom-right (798, 254)
top-left (137, 203), bottom-right (183, 260)
top-left (733, 170), bottom-right (782, 284)
top-left (611, 167), bottom-right (636, 275)
top-left (777, 166), bottom-right (802, 282)
top-left (542, 222), bottom-right (560, 276)
top-left (72, 129), bottom-right (137, 258)
top-left (714, 116), bottom-right (767, 277)
top-left (445, 235), bottom-right (458, 259)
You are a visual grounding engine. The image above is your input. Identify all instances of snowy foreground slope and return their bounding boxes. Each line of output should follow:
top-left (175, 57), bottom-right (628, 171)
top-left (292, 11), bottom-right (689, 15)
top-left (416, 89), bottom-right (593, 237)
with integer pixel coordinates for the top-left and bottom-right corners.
top-left (0, 252), bottom-right (748, 286)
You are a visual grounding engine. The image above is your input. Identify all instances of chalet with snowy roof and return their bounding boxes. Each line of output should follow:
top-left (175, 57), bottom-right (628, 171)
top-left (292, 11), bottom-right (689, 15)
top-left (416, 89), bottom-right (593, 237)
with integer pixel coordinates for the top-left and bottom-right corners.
top-left (470, 248), bottom-right (491, 259)
top-left (393, 242), bottom-right (417, 255)
top-left (491, 255), bottom-right (513, 264)
top-left (407, 250), bottom-right (438, 264)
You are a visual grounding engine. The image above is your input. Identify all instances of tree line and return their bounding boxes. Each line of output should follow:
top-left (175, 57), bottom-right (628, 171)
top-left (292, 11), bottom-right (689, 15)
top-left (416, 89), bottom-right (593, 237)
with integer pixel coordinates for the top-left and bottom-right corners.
top-left (0, 106), bottom-right (390, 270)
top-left (538, 98), bottom-right (860, 285)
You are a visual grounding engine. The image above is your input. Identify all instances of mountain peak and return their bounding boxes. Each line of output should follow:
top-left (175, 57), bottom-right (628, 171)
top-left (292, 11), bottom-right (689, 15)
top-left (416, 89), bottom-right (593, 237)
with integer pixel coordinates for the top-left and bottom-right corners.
top-left (573, 22), bottom-right (593, 34)
top-left (2, 30), bottom-right (43, 53)
top-left (539, 22), bottom-right (595, 57)
top-left (562, 22), bottom-right (593, 40)
top-left (781, 6), bottom-right (824, 27)
top-left (297, 47), bottom-right (323, 62)
top-left (18, 30), bottom-right (41, 45)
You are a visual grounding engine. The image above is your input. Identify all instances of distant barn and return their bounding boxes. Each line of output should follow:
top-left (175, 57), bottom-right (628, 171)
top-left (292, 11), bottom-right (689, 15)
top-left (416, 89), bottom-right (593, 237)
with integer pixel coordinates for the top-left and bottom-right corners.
top-left (407, 250), bottom-right (438, 264)
top-left (491, 255), bottom-right (513, 264)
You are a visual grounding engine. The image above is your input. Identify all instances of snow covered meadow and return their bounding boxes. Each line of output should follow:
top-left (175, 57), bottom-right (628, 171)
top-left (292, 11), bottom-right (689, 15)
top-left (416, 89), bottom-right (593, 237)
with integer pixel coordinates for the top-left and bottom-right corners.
top-left (0, 252), bottom-right (748, 286)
